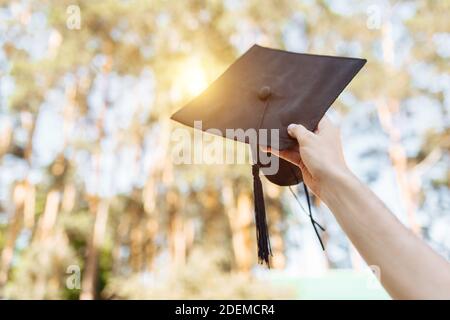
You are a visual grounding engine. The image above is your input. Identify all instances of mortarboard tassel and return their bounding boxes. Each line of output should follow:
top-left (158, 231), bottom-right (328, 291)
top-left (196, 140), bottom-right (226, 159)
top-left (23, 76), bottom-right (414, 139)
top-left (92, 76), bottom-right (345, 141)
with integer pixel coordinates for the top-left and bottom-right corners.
top-left (251, 92), bottom-right (272, 266)
top-left (252, 163), bottom-right (272, 266)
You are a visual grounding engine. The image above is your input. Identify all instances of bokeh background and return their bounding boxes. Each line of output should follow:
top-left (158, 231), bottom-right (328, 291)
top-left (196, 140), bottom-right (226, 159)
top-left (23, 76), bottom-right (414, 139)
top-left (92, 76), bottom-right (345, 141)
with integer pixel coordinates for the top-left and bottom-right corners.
top-left (0, 0), bottom-right (449, 299)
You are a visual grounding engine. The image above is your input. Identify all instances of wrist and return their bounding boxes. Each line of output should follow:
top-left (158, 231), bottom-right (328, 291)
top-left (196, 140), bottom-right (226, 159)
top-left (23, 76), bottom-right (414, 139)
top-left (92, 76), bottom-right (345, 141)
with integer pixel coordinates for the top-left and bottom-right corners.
top-left (320, 167), bottom-right (358, 205)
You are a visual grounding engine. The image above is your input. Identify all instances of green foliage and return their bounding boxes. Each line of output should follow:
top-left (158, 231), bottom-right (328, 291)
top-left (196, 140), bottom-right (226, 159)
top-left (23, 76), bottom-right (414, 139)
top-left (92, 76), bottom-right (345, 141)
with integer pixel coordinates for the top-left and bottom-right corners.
top-left (104, 249), bottom-right (295, 299)
top-left (4, 230), bottom-right (79, 299)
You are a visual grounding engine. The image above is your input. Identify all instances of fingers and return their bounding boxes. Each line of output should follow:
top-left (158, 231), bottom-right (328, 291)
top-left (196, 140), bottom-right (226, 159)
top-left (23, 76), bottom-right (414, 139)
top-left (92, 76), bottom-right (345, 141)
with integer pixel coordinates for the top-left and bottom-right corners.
top-left (287, 123), bottom-right (315, 145)
top-left (278, 149), bottom-right (302, 166)
top-left (260, 146), bottom-right (301, 167)
top-left (260, 145), bottom-right (308, 180)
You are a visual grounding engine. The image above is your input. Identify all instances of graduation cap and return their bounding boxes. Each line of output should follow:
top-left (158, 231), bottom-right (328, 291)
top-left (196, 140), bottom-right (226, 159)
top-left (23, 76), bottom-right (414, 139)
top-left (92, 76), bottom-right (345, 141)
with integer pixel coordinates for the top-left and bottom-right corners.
top-left (171, 44), bottom-right (366, 266)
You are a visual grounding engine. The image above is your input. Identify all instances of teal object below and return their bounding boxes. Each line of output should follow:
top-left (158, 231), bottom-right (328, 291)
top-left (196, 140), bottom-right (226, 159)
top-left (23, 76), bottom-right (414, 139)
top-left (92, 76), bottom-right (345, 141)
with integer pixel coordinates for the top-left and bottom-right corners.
top-left (270, 270), bottom-right (390, 300)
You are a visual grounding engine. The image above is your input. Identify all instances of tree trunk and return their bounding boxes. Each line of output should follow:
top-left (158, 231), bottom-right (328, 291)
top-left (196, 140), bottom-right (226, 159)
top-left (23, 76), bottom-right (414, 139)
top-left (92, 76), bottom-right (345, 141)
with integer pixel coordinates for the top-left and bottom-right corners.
top-left (223, 180), bottom-right (253, 272)
top-left (144, 216), bottom-right (159, 271)
top-left (80, 198), bottom-right (110, 300)
top-left (0, 120), bottom-right (12, 157)
top-left (377, 22), bottom-right (421, 235)
top-left (35, 189), bottom-right (60, 241)
top-left (130, 215), bottom-right (144, 272)
top-left (0, 183), bottom-right (26, 287)
top-left (265, 184), bottom-right (286, 269)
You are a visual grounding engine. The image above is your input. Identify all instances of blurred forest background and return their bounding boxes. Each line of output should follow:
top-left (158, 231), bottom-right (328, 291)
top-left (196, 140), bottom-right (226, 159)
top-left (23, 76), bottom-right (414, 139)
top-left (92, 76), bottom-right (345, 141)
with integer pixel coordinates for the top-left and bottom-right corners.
top-left (0, 0), bottom-right (449, 299)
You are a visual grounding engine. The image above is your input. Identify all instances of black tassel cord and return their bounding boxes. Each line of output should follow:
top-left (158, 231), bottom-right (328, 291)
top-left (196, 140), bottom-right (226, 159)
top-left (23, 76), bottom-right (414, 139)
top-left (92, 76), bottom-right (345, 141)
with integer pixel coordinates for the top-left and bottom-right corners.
top-left (252, 164), bottom-right (272, 266)
top-left (288, 184), bottom-right (326, 250)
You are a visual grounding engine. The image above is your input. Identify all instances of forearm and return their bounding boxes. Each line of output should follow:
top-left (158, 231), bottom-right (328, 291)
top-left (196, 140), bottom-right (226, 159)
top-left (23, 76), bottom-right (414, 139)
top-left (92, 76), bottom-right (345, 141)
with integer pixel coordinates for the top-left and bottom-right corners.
top-left (321, 171), bottom-right (450, 299)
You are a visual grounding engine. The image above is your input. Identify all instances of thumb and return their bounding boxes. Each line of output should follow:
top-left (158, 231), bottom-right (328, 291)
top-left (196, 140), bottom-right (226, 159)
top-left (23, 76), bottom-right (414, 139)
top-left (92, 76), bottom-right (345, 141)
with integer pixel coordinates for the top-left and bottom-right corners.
top-left (287, 123), bottom-right (315, 144)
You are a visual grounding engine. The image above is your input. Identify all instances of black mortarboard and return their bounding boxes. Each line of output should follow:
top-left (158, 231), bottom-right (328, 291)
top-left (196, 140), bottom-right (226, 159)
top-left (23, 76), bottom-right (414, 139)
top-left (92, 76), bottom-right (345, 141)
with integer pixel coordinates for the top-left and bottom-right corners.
top-left (171, 44), bottom-right (366, 266)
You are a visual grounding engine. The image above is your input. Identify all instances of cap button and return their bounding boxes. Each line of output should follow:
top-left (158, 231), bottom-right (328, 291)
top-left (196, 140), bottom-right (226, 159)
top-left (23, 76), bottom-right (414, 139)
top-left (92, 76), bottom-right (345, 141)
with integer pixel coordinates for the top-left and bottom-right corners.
top-left (258, 86), bottom-right (271, 101)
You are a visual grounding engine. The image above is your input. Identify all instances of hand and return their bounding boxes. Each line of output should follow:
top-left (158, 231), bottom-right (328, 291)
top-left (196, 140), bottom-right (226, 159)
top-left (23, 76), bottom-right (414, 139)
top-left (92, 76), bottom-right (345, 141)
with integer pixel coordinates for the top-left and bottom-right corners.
top-left (262, 116), bottom-right (350, 199)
